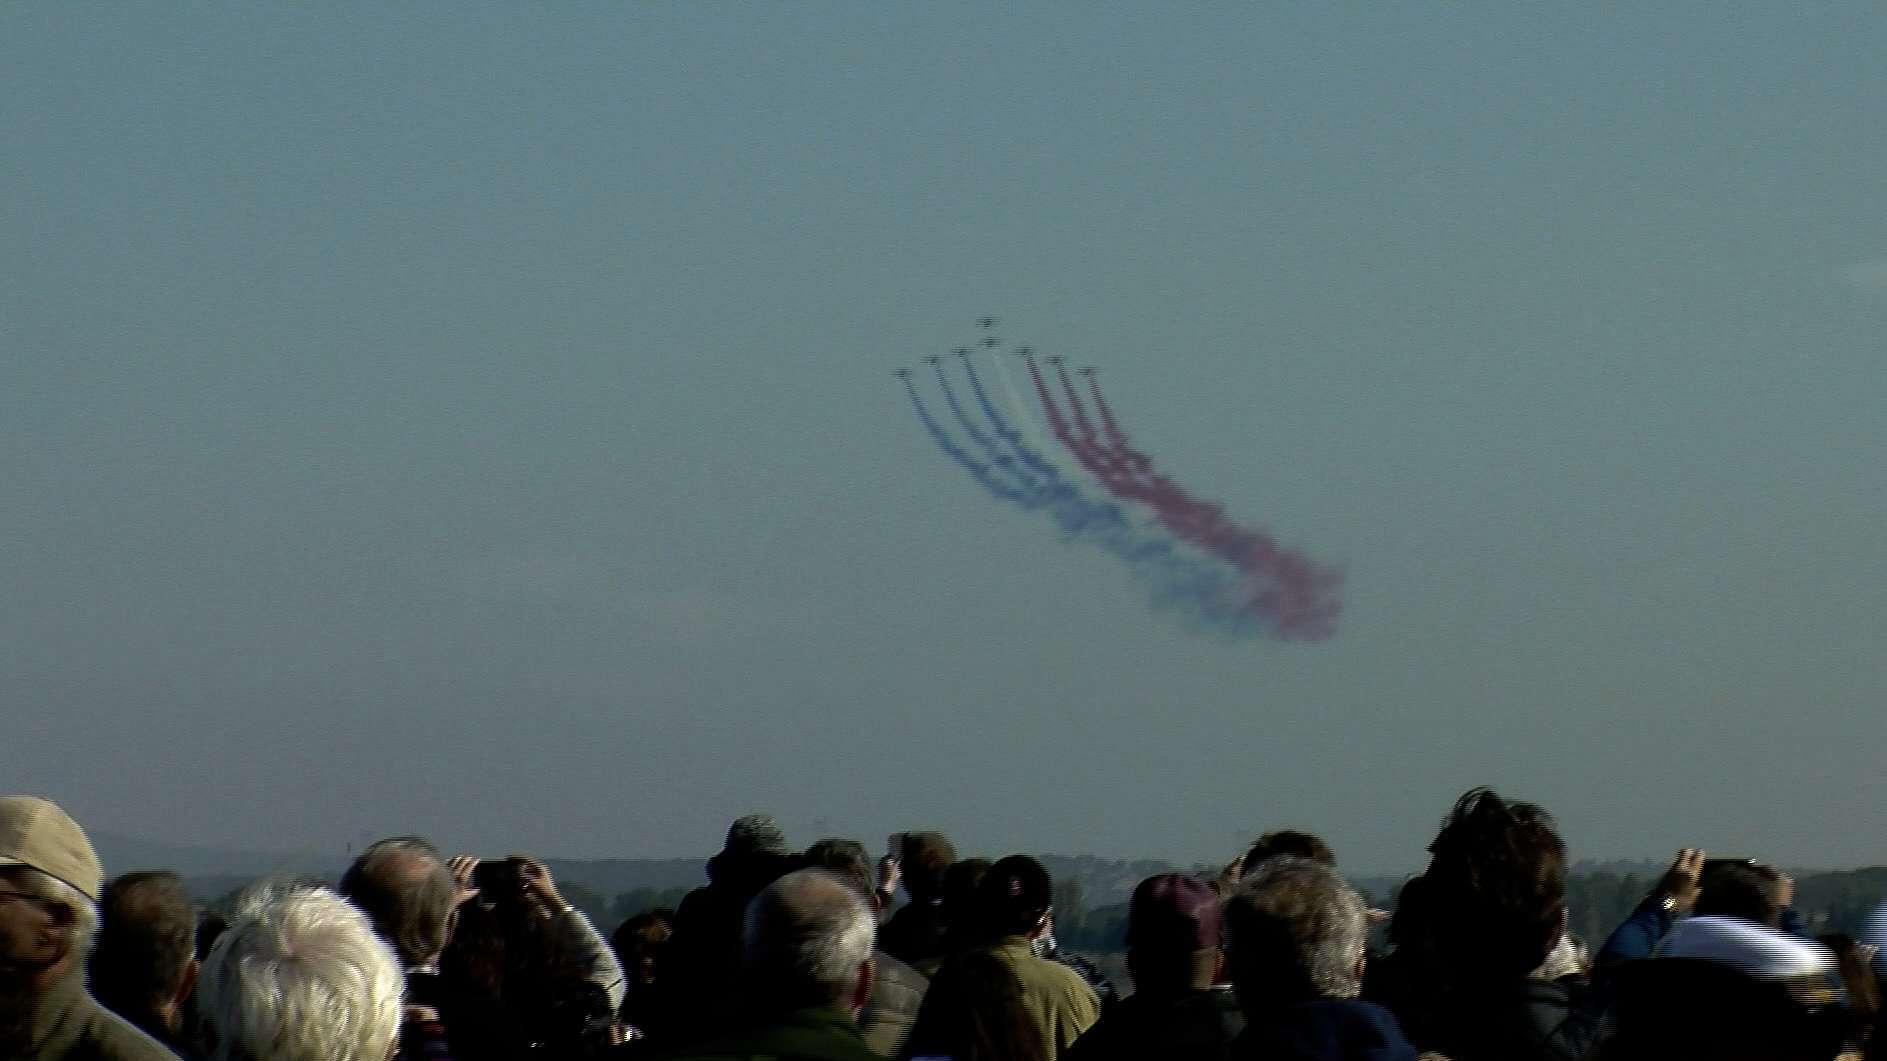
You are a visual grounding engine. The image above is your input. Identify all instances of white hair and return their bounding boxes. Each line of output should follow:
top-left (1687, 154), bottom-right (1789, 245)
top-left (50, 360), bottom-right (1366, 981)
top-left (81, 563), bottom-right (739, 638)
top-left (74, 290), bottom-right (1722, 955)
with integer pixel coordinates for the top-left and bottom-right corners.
top-left (743, 868), bottom-right (875, 1006)
top-left (1226, 857), bottom-right (1368, 1000)
top-left (15, 867), bottom-right (100, 956)
top-left (198, 883), bottom-right (403, 1061)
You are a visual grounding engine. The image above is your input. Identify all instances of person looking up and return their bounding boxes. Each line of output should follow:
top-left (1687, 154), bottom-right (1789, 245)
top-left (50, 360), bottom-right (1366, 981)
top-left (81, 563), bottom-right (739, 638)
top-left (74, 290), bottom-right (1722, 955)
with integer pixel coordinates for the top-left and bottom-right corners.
top-left (656, 815), bottom-right (800, 1045)
top-left (1364, 788), bottom-right (1598, 1061)
top-left (878, 833), bottom-right (955, 970)
top-left (1066, 873), bottom-right (1241, 1061)
top-left (803, 840), bottom-right (928, 1058)
top-left (663, 868), bottom-right (881, 1061)
top-left (337, 837), bottom-right (462, 1060)
top-left (910, 855), bottom-right (1099, 1060)
top-left (1223, 858), bottom-right (1415, 1061)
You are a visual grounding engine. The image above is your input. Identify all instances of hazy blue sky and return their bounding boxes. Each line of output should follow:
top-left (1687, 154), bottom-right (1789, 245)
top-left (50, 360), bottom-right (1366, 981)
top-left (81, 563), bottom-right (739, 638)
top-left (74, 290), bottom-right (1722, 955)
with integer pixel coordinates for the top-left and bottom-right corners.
top-left (4, 5), bottom-right (1884, 873)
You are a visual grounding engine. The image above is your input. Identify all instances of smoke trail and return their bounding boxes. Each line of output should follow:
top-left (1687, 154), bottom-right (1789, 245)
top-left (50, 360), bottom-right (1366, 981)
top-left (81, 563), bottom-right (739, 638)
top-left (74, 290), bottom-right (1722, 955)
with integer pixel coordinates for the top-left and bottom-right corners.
top-left (1082, 370), bottom-right (1344, 640)
top-left (956, 351), bottom-right (1064, 484)
top-left (1024, 353), bottom-right (1340, 639)
top-left (903, 374), bottom-right (1265, 635)
top-left (930, 360), bottom-right (1042, 497)
top-left (1054, 360), bottom-right (1134, 482)
top-left (903, 376), bottom-right (1032, 505)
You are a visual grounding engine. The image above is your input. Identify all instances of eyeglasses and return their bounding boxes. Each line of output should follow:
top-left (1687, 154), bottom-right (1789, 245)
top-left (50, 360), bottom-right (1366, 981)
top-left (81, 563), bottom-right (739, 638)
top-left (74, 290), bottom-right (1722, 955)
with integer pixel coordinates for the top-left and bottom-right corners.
top-left (0, 889), bottom-right (66, 917)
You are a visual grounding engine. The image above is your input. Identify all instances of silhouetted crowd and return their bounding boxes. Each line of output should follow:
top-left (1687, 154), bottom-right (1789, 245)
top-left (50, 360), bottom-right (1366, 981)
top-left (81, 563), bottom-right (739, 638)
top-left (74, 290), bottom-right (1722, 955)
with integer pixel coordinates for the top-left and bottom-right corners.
top-left (2, 788), bottom-right (1883, 1061)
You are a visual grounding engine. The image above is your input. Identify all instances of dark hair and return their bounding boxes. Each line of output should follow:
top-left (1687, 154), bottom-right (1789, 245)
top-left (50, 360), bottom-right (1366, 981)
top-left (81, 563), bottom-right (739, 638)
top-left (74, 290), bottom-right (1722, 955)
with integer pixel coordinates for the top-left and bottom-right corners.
top-left (1419, 787), bottom-right (1567, 979)
top-left (975, 856), bottom-right (1054, 940)
top-left (610, 909), bottom-right (672, 987)
top-left (338, 836), bottom-right (459, 968)
top-left (1243, 830), bottom-right (1336, 873)
top-left (803, 839), bottom-right (875, 902)
top-left (900, 832), bottom-right (957, 901)
top-left (91, 871), bottom-right (198, 1023)
top-left (908, 949), bottom-right (1051, 1061)
top-left (1696, 861), bottom-right (1785, 928)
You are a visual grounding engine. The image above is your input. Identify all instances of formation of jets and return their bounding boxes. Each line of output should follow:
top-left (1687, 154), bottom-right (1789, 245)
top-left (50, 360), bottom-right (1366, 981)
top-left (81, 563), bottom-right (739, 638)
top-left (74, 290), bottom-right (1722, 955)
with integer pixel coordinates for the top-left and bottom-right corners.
top-left (896, 321), bottom-right (1090, 375)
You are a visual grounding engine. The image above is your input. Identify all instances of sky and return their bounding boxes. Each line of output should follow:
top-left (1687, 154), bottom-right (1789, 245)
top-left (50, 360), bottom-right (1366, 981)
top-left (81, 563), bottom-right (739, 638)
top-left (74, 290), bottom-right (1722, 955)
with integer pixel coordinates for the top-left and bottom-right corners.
top-left (3, 5), bottom-right (1884, 875)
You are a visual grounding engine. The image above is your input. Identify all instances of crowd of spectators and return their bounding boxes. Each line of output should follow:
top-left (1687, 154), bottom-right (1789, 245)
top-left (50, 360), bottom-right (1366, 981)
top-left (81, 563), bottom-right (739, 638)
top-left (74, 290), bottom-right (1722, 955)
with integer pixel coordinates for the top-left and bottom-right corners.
top-left (1, 788), bottom-right (1882, 1061)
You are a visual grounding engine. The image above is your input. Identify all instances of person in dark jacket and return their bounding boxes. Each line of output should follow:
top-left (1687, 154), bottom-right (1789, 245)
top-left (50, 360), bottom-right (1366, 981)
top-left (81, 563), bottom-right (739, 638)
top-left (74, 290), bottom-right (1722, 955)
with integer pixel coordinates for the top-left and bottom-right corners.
top-left (1223, 857), bottom-right (1415, 1061)
top-left (1364, 788), bottom-right (1598, 1061)
top-left (0, 796), bottom-right (178, 1061)
top-left (653, 816), bottom-right (801, 1046)
top-left (802, 840), bottom-right (928, 1058)
top-left (659, 869), bottom-right (880, 1061)
top-left (1066, 873), bottom-right (1241, 1061)
top-left (877, 832), bottom-right (955, 971)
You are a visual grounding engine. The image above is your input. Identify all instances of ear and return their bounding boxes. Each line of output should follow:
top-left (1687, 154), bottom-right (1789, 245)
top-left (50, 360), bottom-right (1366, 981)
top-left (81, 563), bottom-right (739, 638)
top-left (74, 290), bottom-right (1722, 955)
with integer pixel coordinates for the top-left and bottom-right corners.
top-left (1212, 950), bottom-right (1226, 984)
top-left (849, 956), bottom-right (876, 1017)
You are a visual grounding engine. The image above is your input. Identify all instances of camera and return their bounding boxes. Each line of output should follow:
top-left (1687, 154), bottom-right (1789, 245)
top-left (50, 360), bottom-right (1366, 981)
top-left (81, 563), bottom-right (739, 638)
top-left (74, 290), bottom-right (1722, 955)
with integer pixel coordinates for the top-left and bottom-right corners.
top-left (473, 857), bottom-right (524, 893)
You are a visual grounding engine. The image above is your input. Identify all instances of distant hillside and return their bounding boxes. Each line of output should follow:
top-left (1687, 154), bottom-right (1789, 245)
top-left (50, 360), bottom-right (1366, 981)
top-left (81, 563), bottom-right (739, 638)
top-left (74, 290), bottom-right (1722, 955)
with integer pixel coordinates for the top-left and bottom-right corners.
top-left (91, 831), bottom-right (334, 881)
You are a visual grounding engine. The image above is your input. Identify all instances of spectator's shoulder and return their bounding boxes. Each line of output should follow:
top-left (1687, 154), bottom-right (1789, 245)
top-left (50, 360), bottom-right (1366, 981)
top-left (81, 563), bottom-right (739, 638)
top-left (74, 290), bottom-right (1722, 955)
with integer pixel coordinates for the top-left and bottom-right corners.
top-left (78, 998), bottom-right (181, 1061)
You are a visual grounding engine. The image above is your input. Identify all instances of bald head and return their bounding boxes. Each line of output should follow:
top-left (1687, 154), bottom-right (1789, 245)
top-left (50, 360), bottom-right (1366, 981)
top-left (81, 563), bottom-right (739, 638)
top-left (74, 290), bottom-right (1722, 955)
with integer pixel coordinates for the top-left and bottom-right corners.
top-left (337, 837), bottom-right (456, 968)
top-left (743, 868), bottom-right (876, 1013)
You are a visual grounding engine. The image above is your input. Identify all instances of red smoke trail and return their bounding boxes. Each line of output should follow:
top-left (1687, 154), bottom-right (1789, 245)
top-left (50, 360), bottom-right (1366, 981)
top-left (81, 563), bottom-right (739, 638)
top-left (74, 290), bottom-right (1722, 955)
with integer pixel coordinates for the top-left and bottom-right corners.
top-left (1085, 371), bottom-right (1153, 479)
top-left (1031, 355), bottom-right (1341, 639)
top-left (1023, 354), bottom-right (1133, 495)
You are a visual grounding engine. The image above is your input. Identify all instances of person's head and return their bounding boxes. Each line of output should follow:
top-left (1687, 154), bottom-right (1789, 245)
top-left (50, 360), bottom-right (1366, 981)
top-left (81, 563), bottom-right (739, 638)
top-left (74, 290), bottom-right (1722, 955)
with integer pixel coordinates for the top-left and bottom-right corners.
top-left (709, 816), bottom-right (799, 898)
top-left (90, 871), bottom-right (199, 1039)
top-left (1241, 831), bottom-right (1336, 875)
top-left (1419, 787), bottom-right (1567, 980)
top-left (337, 836), bottom-right (458, 970)
top-left (741, 868), bottom-right (875, 1017)
top-left (1223, 858), bottom-right (1369, 1008)
top-left (1125, 873), bottom-right (1223, 994)
top-left (1695, 860), bottom-right (1788, 928)
top-left (898, 832), bottom-right (956, 903)
top-left (0, 796), bottom-right (104, 993)
top-left (974, 856), bottom-right (1054, 942)
top-left (609, 910), bottom-right (672, 989)
top-left (198, 881), bottom-right (403, 1061)
top-left (804, 839), bottom-right (876, 907)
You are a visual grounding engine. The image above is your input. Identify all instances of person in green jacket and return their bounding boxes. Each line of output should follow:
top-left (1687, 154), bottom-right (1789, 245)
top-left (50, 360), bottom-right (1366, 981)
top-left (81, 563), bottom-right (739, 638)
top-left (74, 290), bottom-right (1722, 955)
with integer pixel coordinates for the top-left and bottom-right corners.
top-left (660, 868), bottom-right (881, 1061)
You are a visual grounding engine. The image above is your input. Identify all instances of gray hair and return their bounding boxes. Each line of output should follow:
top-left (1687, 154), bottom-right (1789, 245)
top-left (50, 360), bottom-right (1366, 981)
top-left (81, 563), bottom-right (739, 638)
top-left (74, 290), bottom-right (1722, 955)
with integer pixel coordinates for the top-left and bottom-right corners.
top-left (198, 883), bottom-right (403, 1061)
top-left (1224, 857), bottom-right (1368, 1002)
top-left (11, 866), bottom-right (101, 956)
top-left (337, 836), bottom-right (457, 968)
top-left (742, 868), bottom-right (875, 1008)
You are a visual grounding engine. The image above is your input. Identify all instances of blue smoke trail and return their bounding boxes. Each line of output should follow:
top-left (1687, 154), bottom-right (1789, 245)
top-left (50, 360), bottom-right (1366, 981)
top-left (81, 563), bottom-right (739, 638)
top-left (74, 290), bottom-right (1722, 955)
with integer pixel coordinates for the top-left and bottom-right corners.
top-left (904, 375), bottom-right (1263, 636)
top-left (904, 377), bottom-right (1033, 505)
top-left (931, 362), bottom-right (1044, 498)
top-left (955, 352), bottom-right (1064, 483)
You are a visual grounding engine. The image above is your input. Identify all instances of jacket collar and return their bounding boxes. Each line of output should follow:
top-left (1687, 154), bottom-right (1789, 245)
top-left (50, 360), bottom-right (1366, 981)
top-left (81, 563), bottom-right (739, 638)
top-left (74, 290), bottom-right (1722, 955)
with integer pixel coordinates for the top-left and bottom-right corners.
top-left (5, 968), bottom-right (89, 1057)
